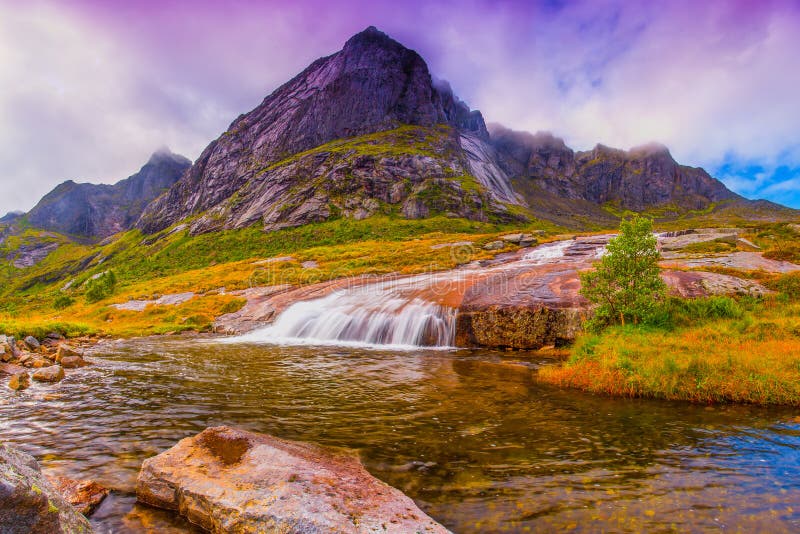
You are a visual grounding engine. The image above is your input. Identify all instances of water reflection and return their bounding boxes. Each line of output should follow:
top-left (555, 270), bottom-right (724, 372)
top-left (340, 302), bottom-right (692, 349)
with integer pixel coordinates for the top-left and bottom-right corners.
top-left (0, 337), bottom-right (798, 532)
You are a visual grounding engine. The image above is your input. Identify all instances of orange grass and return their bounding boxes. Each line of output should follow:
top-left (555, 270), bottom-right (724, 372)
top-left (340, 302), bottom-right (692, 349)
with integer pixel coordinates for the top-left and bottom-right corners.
top-left (538, 298), bottom-right (800, 405)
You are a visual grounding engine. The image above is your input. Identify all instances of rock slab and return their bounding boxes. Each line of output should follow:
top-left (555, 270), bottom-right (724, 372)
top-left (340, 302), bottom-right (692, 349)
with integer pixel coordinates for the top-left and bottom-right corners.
top-left (136, 426), bottom-right (450, 534)
top-left (0, 443), bottom-right (93, 533)
top-left (45, 476), bottom-right (108, 516)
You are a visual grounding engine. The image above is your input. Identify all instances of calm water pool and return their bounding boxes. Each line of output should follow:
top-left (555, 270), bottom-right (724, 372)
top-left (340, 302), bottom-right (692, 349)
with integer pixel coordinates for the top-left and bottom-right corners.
top-left (1, 336), bottom-right (799, 532)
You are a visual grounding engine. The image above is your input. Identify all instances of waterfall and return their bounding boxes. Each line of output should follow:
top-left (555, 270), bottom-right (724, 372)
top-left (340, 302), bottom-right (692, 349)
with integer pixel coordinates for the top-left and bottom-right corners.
top-left (522, 240), bottom-right (573, 263)
top-left (230, 277), bottom-right (459, 349)
top-left (227, 239), bottom-right (582, 349)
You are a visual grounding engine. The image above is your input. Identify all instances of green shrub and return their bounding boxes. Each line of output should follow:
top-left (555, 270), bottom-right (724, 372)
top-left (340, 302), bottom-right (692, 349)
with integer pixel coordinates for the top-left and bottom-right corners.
top-left (84, 271), bottom-right (117, 303)
top-left (53, 295), bottom-right (75, 310)
top-left (766, 272), bottom-right (800, 300)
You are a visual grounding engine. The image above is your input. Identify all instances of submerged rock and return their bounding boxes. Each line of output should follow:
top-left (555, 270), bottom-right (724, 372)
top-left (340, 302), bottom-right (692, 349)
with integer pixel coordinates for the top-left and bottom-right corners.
top-left (55, 345), bottom-right (81, 363)
top-left (8, 372), bottom-right (30, 391)
top-left (32, 366), bottom-right (64, 383)
top-left (136, 426), bottom-right (449, 533)
top-left (46, 476), bottom-right (108, 516)
top-left (0, 443), bottom-right (93, 533)
top-left (59, 356), bottom-right (88, 369)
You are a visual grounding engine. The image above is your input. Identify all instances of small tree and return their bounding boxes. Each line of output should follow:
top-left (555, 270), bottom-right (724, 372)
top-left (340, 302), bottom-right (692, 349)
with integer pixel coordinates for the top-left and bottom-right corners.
top-left (85, 270), bottom-right (117, 303)
top-left (580, 215), bottom-right (666, 329)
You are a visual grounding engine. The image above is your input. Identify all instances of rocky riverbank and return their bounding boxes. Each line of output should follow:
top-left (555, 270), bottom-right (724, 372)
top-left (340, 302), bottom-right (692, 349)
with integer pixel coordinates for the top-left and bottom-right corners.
top-left (214, 233), bottom-right (775, 349)
top-left (1, 333), bottom-right (92, 391)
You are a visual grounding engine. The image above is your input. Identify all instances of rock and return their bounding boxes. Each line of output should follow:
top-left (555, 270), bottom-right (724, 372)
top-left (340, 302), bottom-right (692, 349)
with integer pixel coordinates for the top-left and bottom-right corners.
top-left (30, 359), bottom-right (50, 369)
top-left (55, 345), bottom-right (82, 363)
top-left (23, 336), bottom-right (41, 351)
top-left (500, 233), bottom-right (524, 242)
top-left (660, 251), bottom-right (800, 273)
top-left (301, 260), bottom-right (319, 269)
top-left (0, 442), bottom-right (94, 533)
top-left (456, 306), bottom-right (586, 349)
top-left (59, 356), bottom-right (87, 369)
top-left (136, 426), bottom-right (449, 533)
top-left (32, 366), bottom-right (64, 383)
top-left (8, 336), bottom-right (19, 358)
top-left (41, 333), bottom-right (64, 348)
top-left (111, 292), bottom-right (195, 312)
top-left (45, 476), bottom-right (108, 516)
top-left (8, 372), bottom-right (30, 391)
top-left (483, 240), bottom-right (505, 250)
top-left (662, 271), bottom-right (769, 298)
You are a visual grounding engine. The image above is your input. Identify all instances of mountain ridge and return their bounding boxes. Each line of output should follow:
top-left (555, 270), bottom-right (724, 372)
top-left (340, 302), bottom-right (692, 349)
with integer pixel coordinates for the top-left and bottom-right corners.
top-left (134, 26), bottom-right (793, 236)
top-left (25, 149), bottom-right (190, 239)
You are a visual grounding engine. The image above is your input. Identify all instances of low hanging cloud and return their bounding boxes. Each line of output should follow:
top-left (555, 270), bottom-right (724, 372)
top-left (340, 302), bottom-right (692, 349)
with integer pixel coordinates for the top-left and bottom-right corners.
top-left (1, 0), bottom-right (799, 216)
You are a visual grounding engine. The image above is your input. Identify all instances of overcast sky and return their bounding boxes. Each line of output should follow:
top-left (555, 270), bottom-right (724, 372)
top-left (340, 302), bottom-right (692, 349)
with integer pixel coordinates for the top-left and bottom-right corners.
top-left (1, 0), bottom-right (799, 216)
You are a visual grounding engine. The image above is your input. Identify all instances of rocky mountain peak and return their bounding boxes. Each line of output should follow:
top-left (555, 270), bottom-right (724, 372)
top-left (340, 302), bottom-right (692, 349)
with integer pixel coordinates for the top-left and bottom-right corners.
top-left (342, 26), bottom-right (402, 54)
top-left (137, 26), bottom-right (494, 234)
top-left (628, 142), bottom-right (672, 159)
top-left (147, 147), bottom-right (189, 166)
top-left (26, 151), bottom-right (190, 239)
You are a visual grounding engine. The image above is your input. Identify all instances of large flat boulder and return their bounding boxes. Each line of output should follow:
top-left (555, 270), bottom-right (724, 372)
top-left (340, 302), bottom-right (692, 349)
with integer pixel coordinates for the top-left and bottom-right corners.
top-left (136, 426), bottom-right (449, 533)
top-left (0, 442), bottom-right (93, 533)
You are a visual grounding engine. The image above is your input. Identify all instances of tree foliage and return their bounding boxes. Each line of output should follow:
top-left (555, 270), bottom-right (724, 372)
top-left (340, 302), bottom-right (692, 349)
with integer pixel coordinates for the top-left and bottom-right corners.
top-left (580, 216), bottom-right (666, 329)
top-left (84, 270), bottom-right (117, 303)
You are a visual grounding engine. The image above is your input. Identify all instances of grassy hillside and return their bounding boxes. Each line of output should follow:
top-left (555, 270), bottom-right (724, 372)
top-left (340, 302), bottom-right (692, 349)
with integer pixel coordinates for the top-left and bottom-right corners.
top-left (0, 216), bottom-right (559, 338)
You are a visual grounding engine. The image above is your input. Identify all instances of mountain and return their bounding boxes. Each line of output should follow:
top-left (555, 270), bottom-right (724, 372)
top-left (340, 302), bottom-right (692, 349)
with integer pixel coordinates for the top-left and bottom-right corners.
top-left (137, 27), bottom-right (523, 235)
top-left (136, 26), bottom-right (792, 235)
top-left (27, 149), bottom-right (190, 239)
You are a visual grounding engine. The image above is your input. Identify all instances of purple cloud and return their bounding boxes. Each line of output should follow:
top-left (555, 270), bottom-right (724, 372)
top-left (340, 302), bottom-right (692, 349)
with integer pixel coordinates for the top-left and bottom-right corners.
top-left (1, 0), bottom-right (799, 215)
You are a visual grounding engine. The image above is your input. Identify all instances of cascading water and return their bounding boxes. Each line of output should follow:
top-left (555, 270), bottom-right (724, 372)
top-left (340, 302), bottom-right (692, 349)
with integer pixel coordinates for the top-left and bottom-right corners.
top-left (522, 239), bottom-right (573, 264)
top-left (230, 275), bottom-right (461, 349)
top-left (228, 239), bottom-right (581, 349)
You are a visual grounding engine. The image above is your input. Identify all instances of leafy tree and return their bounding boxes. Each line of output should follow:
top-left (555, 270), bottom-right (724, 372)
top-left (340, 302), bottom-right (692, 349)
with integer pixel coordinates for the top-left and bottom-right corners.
top-left (580, 216), bottom-right (666, 329)
top-left (84, 270), bottom-right (117, 303)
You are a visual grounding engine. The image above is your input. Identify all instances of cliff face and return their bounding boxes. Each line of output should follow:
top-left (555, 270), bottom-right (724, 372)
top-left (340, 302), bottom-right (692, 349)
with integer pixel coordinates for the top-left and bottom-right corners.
top-left (490, 125), bottom-right (739, 214)
top-left (135, 26), bottom-right (789, 236)
top-left (137, 27), bottom-right (520, 235)
top-left (27, 150), bottom-right (190, 239)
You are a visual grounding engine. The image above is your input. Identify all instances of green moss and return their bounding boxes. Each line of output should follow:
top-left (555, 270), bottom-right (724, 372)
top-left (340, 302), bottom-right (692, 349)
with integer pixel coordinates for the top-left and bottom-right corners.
top-left (257, 125), bottom-right (451, 175)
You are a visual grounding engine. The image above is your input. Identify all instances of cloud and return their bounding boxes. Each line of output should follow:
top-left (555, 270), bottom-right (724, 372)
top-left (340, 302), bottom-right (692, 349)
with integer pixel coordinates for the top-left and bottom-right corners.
top-left (1, 0), bottom-right (799, 215)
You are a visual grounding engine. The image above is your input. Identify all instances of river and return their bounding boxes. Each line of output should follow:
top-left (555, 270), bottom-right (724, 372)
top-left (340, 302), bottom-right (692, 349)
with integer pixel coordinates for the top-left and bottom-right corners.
top-left (1, 337), bottom-right (799, 532)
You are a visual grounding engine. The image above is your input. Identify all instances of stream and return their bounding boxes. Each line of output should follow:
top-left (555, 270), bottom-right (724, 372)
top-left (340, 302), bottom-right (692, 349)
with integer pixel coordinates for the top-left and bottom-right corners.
top-left (1, 337), bottom-right (799, 532)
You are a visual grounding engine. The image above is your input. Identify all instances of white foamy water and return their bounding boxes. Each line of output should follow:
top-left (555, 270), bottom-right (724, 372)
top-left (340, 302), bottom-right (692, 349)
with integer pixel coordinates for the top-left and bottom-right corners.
top-left (522, 239), bottom-right (573, 264)
top-left (228, 276), bottom-right (461, 350)
top-left (226, 239), bottom-right (581, 349)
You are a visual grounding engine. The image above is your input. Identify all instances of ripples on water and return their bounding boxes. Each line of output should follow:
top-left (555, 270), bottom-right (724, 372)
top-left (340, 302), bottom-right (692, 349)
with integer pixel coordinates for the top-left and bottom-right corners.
top-left (1, 337), bottom-right (799, 533)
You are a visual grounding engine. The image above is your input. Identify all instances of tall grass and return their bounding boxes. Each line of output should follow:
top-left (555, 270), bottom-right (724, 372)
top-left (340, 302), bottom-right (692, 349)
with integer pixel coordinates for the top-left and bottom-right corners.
top-left (539, 286), bottom-right (800, 406)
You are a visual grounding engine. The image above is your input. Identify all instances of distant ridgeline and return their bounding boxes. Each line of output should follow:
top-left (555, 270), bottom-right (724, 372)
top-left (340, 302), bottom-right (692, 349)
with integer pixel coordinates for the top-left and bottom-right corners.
top-left (2, 26), bottom-right (796, 254)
